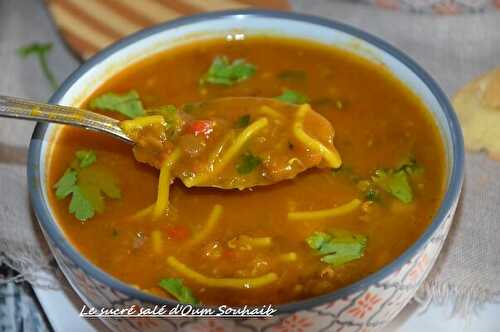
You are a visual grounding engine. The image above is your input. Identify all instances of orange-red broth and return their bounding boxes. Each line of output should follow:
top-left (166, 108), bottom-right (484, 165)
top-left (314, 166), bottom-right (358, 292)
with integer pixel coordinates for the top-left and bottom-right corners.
top-left (47, 36), bottom-right (445, 305)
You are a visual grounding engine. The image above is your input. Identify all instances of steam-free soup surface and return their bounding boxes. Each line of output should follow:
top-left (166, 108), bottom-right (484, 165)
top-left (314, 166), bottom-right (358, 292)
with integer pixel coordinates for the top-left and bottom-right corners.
top-left (48, 36), bottom-right (445, 306)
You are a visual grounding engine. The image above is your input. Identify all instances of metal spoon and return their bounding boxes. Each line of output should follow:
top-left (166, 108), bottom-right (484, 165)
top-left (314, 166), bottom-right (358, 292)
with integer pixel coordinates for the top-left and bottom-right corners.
top-left (0, 95), bottom-right (132, 143)
top-left (0, 94), bottom-right (341, 189)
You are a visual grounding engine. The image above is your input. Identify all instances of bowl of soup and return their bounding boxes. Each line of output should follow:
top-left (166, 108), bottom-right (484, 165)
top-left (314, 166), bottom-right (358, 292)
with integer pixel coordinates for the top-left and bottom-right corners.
top-left (28, 10), bottom-right (463, 331)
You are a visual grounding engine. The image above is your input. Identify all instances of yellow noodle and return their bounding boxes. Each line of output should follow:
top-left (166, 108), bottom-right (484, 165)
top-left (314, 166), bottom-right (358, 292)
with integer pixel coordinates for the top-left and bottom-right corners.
top-left (206, 131), bottom-right (235, 172)
top-left (278, 252), bottom-right (298, 262)
top-left (228, 235), bottom-right (272, 249)
top-left (151, 230), bottom-right (163, 254)
top-left (185, 205), bottom-right (223, 247)
top-left (120, 115), bottom-right (165, 134)
top-left (246, 236), bottom-right (272, 247)
top-left (129, 204), bottom-right (154, 220)
top-left (184, 118), bottom-right (269, 187)
top-left (258, 105), bottom-right (284, 121)
top-left (166, 256), bottom-right (278, 289)
top-left (292, 104), bottom-right (342, 168)
top-left (288, 198), bottom-right (362, 221)
top-left (153, 148), bottom-right (181, 220)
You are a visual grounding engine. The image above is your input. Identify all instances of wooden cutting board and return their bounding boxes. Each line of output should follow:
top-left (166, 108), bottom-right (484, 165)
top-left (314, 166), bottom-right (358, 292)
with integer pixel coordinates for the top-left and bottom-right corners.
top-left (45, 0), bottom-right (290, 59)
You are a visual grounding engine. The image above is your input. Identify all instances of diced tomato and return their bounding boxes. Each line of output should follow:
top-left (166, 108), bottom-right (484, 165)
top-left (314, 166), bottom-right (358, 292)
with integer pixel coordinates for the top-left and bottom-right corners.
top-left (185, 120), bottom-right (214, 137)
top-left (166, 225), bottom-right (190, 241)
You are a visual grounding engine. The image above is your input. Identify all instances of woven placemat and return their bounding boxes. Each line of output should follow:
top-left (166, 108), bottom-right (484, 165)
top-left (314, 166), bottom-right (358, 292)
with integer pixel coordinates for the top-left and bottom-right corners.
top-left (45, 0), bottom-right (290, 59)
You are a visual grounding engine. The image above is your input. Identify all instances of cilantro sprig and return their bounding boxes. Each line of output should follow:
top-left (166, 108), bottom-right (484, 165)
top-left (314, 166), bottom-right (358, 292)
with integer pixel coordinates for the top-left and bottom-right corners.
top-left (306, 230), bottom-right (367, 267)
top-left (372, 169), bottom-right (412, 204)
top-left (159, 278), bottom-right (199, 304)
top-left (275, 89), bottom-right (309, 105)
top-left (200, 56), bottom-right (256, 86)
top-left (53, 150), bottom-right (121, 221)
top-left (372, 157), bottom-right (422, 204)
top-left (76, 150), bottom-right (97, 168)
top-left (90, 90), bottom-right (144, 119)
top-left (17, 42), bottom-right (58, 90)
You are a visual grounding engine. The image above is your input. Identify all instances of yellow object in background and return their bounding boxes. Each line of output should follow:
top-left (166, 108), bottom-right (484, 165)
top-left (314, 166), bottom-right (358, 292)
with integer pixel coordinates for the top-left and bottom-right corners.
top-left (453, 67), bottom-right (500, 161)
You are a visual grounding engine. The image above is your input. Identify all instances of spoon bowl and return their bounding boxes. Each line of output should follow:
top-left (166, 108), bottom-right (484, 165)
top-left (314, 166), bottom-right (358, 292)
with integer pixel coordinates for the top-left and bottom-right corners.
top-left (1, 94), bottom-right (341, 190)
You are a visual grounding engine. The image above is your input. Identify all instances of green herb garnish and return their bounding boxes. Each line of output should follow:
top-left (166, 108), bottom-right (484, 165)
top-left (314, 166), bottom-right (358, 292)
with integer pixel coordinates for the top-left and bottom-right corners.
top-left (89, 90), bottom-right (144, 119)
top-left (17, 42), bottom-right (58, 90)
top-left (200, 56), bottom-right (256, 86)
top-left (75, 150), bottom-right (96, 168)
top-left (54, 169), bottom-right (77, 199)
top-left (78, 165), bottom-right (122, 213)
top-left (306, 230), bottom-right (367, 267)
top-left (371, 156), bottom-right (423, 204)
top-left (68, 186), bottom-right (95, 221)
top-left (159, 278), bottom-right (199, 304)
top-left (235, 114), bottom-right (251, 128)
top-left (372, 169), bottom-right (412, 204)
top-left (53, 150), bottom-right (121, 221)
top-left (236, 153), bottom-right (262, 175)
top-left (275, 89), bottom-right (309, 104)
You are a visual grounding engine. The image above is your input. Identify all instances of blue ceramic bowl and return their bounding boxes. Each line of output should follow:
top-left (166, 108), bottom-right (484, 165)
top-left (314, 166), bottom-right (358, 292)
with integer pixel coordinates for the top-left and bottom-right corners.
top-left (28, 10), bottom-right (464, 332)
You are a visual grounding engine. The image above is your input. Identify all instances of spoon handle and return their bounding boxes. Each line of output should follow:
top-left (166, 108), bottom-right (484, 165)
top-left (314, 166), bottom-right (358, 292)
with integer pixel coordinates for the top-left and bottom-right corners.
top-left (0, 95), bottom-right (132, 143)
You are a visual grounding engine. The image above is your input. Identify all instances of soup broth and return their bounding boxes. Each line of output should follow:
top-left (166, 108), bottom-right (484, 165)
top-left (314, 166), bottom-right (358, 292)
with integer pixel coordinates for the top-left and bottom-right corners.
top-left (47, 36), bottom-right (445, 305)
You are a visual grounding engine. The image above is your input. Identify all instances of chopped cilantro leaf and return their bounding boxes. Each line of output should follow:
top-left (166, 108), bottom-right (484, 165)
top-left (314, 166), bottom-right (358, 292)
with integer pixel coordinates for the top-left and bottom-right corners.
top-left (54, 169), bottom-right (77, 199)
top-left (371, 155), bottom-right (423, 203)
top-left (78, 165), bottom-right (122, 213)
top-left (372, 169), bottom-right (413, 203)
top-left (200, 56), bottom-right (256, 86)
top-left (321, 250), bottom-right (364, 267)
top-left (76, 150), bottom-right (96, 168)
top-left (235, 114), bottom-right (251, 128)
top-left (79, 182), bottom-right (104, 213)
top-left (17, 42), bottom-right (58, 90)
top-left (17, 42), bottom-right (52, 57)
top-left (306, 230), bottom-right (367, 267)
top-left (159, 278), bottom-right (198, 304)
top-left (275, 89), bottom-right (309, 105)
top-left (236, 153), bottom-right (262, 175)
top-left (306, 232), bottom-right (331, 251)
top-left (90, 90), bottom-right (144, 119)
top-left (69, 186), bottom-right (95, 221)
top-left (277, 70), bottom-right (306, 82)
top-left (53, 150), bottom-right (121, 221)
